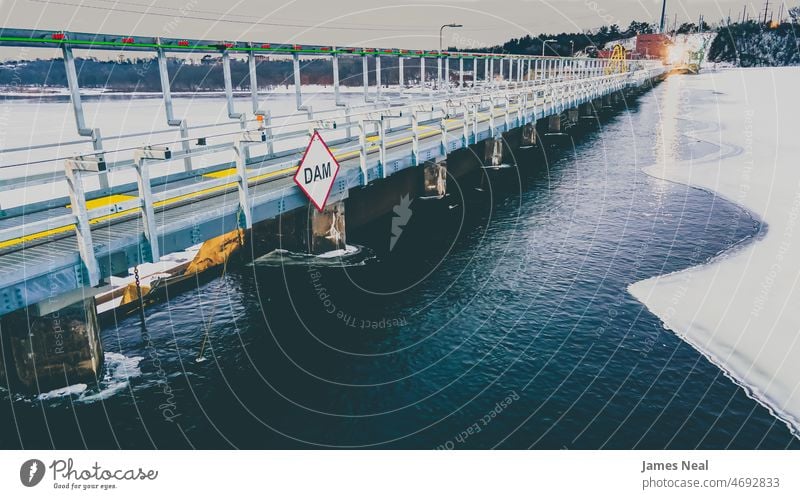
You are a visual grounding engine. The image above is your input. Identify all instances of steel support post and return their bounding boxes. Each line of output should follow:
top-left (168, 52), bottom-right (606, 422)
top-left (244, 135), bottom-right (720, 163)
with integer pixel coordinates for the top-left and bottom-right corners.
top-left (62, 45), bottom-right (108, 189)
top-left (375, 55), bottom-right (382, 100)
top-left (378, 119), bottom-right (387, 178)
top-left (470, 103), bottom-right (478, 143)
top-left (461, 103), bottom-right (469, 147)
top-left (233, 141), bottom-right (253, 229)
top-left (358, 120), bottom-right (368, 184)
top-left (398, 56), bottom-right (404, 88)
top-left (156, 46), bottom-right (192, 172)
top-left (223, 50), bottom-right (250, 162)
top-left (293, 53), bottom-right (313, 117)
top-left (64, 164), bottom-right (101, 286)
top-left (362, 55), bottom-right (374, 102)
top-left (332, 51), bottom-right (346, 107)
top-left (440, 106), bottom-right (447, 156)
top-left (248, 50), bottom-right (274, 157)
top-left (133, 156), bottom-right (160, 262)
top-left (411, 109), bottom-right (419, 166)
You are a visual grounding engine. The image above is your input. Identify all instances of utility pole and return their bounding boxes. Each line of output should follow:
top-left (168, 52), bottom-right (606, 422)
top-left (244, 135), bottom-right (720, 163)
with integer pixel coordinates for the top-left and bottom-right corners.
top-left (659, 0), bottom-right (668, 33)
top-left (763, 0), bottom-right (770, 24)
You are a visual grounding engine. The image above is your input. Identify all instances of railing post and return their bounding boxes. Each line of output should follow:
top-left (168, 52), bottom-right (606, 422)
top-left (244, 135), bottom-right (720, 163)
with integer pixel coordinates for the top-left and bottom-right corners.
top-left (376, 55), bottom-right (382, 101)
top-left (498, 58), bottom-right (504, 85)
top-left (484, 58), bottom-right (489, 84)
top-left (64, 159), bottom-right (101, 287)
top-left (221, 50), bottom-right (250, 161)
top-left (378, 118), bottom-right (387, 178)
top-left (222, 50), bottom-right (243, 122)
top-left (362, 54), bottom-right (374, 102)
top-left (62, 43), bottom-right (108, 190)
top-left (420, 56), bottom-right (425, 87)
top-left (358, 120), bottom-right (368, 184)
top-left (437, 56), bottom-right (442, 89)
top-left (461, 102), bottom-right (469, 147)
top-left (248, 47), bottom-right (261, 114)
top-left (293, 52), bottom-right (313, 117)
top-left (459, 57), bottom-right (464, 88)
top-left (488, 97), bottom-right (495, 137)
top-left (444, 57), bottom-right (450, 90)
top-left (232, 130), bottom-right (266, 229)
top-left (471, 102), bottom-right (479, 143)
top-left (440, 106), bottom-right (447, 156)
top-left (332, 51), bottom-right (345, 107)
top-left (399, 56), bottom-right (405, 88)
top-left (411, 108), bottom-right (420, 166)
top-left (132, 149), bottom-right (163, 263)
top-left (504, 95), bottom-right (511, 129)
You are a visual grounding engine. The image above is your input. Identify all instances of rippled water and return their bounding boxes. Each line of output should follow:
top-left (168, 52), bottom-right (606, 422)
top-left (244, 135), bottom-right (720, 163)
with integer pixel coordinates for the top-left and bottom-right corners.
top-left (2, 79), bottom-right (798, 449)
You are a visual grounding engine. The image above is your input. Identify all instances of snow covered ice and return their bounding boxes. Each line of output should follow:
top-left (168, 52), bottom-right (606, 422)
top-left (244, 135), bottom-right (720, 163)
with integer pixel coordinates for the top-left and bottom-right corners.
top-left (629, 67), bottom-right (800, 434)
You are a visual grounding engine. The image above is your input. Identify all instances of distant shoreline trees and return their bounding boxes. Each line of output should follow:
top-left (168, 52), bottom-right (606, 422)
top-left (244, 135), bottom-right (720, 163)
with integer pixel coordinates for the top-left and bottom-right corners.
top-left (708, 21), bottom-right (800, 67)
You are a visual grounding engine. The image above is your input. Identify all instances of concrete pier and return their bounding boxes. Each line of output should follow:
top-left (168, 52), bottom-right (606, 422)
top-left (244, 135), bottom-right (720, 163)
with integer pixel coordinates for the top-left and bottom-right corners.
top-left (520, 122), bottom-right (538, 148)
top-left (308, 201), bottom-right (347, 254)
top-left (567, 108), bottom-right (579, 128)
top-left (1, 295), bottom-right (103, 392)
top-left (423, 160), bottom-right (447, 198)
top-left (547, 114), bottom-right (563, 134)
top-left (484, 138), bottom-right (505, 168)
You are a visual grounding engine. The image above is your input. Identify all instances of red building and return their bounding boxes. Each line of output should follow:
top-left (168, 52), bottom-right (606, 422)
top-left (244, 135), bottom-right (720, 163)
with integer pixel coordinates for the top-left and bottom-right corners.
top-left (634, 34), bottom-right (672, 60)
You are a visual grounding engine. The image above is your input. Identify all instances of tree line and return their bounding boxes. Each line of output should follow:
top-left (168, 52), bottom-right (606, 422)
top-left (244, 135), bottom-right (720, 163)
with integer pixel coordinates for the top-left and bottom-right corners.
top-left (707, 21), bottom-right (800, 67)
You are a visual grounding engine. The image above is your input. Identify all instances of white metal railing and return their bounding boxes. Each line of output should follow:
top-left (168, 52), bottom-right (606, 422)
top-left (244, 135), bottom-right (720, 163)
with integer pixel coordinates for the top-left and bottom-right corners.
top-left (0, 60), bottom-right (666, 286)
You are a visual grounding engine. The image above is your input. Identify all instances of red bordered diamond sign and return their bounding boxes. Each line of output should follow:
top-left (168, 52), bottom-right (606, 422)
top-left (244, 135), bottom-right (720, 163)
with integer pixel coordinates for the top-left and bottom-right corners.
top-left (293, 131), bottom-right (341, 212)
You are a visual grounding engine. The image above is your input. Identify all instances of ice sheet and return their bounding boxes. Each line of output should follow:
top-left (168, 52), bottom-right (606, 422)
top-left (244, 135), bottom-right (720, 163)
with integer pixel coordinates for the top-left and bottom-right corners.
top-left (629, 67), bottom-right (800, 435)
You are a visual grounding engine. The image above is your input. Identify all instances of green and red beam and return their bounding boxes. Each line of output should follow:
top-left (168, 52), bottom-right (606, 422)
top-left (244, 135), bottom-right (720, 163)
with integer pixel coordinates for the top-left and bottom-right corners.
top-left (0, 28), bottom-right (567, 59)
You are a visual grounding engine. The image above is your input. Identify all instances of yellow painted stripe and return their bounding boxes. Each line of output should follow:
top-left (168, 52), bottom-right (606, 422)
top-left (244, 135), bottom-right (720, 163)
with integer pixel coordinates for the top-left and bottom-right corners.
top-left (202, 168), bottom-right (238, 179)
top-left (69, 194), bottom-right (137, 210)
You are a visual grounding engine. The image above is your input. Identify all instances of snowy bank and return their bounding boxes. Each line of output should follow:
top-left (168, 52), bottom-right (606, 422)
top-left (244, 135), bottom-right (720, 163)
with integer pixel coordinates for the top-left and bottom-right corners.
top-left (629, 67), bottom-right (800, 435)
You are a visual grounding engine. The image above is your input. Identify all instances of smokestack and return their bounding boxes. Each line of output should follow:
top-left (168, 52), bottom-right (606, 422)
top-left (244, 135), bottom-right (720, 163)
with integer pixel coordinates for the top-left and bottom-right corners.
top-left (659, 0), bottom-right (668, 33)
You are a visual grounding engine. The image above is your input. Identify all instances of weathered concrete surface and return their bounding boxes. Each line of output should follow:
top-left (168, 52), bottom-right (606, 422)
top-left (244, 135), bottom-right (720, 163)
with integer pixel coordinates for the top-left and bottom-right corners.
top-left (309, 201), bottom-right (346, 254)
top-left (423, 160), bottom-right (447, 198)
top-left (4, 297), bottom-right (103, 392)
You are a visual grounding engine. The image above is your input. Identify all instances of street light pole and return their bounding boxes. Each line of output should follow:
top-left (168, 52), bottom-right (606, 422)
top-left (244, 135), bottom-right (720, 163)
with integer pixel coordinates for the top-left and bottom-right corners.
top-left (439, 23), bottom-right (463, 54)
top-left (439, 23), bottom-right (463, 89)
top-left (542, 39), bottom-right (557, 57)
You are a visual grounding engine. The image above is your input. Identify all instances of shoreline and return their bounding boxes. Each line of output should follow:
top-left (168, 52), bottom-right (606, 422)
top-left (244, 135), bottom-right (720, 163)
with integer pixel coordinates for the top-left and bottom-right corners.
top-left (629, 67), bottom-right (800, 436)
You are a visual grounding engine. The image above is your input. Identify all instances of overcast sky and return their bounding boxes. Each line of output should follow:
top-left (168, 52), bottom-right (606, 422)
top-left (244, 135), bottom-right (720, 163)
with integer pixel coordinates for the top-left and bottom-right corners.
top-left (0, 0), bottom-right (786, 51)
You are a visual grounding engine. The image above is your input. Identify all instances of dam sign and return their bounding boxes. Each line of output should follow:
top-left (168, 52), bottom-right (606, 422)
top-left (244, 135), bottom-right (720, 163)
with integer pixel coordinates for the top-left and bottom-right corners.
top-left (294, 131), bottom-right (341, 212)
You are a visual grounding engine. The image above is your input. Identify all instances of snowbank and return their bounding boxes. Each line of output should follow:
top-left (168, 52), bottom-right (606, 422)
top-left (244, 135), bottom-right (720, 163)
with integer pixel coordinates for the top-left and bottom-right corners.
top-left (629, 67), bottom-right (800, 434)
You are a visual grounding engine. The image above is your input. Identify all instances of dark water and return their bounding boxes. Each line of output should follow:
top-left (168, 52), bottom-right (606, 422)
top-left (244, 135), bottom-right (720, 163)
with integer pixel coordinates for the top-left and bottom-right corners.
top-left (3, 79), bottom-right (798, 449)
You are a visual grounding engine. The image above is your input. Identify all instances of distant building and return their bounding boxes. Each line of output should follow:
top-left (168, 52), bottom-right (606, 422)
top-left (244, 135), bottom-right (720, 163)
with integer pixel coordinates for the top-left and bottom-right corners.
top-left (634, 34), bottom-right (672, 60)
